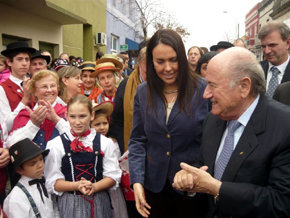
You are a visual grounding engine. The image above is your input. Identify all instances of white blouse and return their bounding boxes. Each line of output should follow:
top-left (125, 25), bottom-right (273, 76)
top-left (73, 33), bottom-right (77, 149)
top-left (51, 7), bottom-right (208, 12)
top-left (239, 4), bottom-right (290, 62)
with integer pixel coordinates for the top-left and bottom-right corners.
top-left (44, 128), bottom-right (122, 195)
top-left (3, 176), bottom-right (59, 218)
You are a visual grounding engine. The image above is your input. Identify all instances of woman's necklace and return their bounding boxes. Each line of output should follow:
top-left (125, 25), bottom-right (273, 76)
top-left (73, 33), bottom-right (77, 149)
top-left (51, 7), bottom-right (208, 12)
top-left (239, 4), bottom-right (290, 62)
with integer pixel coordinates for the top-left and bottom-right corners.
top-left (164, 89), bottom-right (178, 94)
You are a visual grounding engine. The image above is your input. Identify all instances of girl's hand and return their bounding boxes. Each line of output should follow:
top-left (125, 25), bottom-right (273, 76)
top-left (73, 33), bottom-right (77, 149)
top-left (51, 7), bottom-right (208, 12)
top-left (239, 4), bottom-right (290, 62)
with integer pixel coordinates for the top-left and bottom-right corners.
top-left (77, 178), bottom-right (92, 195)
top-left (133, 183), bottom-right (151, 218)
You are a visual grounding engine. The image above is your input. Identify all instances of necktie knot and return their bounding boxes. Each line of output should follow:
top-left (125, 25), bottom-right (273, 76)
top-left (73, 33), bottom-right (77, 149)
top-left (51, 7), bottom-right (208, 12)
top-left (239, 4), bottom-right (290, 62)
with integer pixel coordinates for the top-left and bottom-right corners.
top-left (271, 66), bottom-right (280, 76)
top-left (228, 120), bottom-right (241, 134)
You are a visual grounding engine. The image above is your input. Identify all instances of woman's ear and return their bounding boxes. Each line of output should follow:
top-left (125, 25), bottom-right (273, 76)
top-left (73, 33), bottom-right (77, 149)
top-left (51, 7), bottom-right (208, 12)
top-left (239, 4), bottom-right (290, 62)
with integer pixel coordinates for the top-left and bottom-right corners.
top-left (62, 77), bottom-right (68, 86)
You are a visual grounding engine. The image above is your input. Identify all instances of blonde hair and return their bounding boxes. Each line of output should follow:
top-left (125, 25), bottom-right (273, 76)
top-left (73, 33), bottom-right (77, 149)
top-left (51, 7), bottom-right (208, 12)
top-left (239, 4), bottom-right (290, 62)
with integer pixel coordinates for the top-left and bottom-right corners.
top-left (57, 66), bottom-right (81, 101)
top-left (29, 70), bottom-right (59, 94)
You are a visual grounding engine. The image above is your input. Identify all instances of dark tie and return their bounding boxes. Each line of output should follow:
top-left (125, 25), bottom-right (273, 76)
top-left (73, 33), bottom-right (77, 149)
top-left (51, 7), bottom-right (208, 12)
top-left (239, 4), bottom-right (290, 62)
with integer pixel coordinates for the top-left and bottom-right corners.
top-left (214, 120), bottom-right (241, 181)
top-left (267, 66), bottom-right (280, 97)
top-left (29, 177), bottom-right (49, 203)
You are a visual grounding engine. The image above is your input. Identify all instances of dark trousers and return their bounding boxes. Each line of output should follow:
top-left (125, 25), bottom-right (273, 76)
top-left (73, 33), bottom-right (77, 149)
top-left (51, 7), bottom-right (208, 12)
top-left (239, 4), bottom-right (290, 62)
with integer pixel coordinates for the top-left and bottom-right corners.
top-left (145, 181), bottom-right (207, 218)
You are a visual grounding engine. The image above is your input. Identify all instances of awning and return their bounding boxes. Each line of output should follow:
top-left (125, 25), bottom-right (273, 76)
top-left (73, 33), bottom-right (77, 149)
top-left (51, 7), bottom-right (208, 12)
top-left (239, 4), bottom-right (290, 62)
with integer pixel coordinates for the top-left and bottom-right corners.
top-left (125, 38), bottom-right (139, 51)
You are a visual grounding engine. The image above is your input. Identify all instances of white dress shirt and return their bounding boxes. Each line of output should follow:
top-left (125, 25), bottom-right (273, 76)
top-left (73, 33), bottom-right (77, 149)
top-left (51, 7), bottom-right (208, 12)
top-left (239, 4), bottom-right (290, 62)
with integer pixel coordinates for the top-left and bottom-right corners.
top-left (3, 176), bottom-right (59, 218)
top-left (215, 95), bottom-right (260, 163)
top-left (0, 75), bottom-right (26, 132)
top-left (44, 128), bottom-right (122, 195)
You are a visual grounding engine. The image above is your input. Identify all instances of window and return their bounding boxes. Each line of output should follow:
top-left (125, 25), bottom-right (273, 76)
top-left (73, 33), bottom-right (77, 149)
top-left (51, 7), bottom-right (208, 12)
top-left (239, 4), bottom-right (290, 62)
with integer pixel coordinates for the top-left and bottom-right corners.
top-left (111, 35), bottom-right (118, 53)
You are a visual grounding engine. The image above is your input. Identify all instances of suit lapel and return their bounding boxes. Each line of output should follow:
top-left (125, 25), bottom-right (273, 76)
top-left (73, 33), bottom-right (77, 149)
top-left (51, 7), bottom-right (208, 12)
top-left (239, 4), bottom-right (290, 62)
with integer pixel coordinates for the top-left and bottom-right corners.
top-left (281, 61), bottom-right (290, 83)
top-left (221, 95), bottom-right (267, 181)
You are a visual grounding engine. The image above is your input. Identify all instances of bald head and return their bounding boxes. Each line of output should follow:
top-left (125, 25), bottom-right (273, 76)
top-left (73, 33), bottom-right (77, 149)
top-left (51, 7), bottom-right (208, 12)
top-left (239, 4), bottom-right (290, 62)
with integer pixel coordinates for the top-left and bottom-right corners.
top-left (209, 47), bottom-right (266, 96)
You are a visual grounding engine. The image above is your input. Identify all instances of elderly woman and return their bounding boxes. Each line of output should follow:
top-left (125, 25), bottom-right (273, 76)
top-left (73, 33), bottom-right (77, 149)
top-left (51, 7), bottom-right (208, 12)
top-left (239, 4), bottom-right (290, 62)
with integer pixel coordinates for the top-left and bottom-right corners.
top-left (58, 66), bottom-right (83, 104)
top-left (92, 54), bottom-right (123, 103)
top-left (6, 70), bottom-right (67, 149)
top-left (79, 61), bottom-right (102, 100)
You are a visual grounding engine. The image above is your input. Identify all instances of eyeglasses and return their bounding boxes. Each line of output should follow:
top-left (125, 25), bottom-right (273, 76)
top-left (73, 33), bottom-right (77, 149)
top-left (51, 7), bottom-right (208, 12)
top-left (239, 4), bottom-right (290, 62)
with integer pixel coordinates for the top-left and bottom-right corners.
top-left (36, 84), bottom-right (57, 91)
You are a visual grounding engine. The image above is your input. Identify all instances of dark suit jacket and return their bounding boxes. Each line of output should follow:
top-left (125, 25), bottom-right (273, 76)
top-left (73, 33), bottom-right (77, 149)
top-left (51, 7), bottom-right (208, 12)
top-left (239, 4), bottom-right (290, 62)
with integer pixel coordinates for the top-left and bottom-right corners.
top-left (199, 95), bottom-right (290, 218)
top-left (273, 81), bottom-right (290, 106)
top-left (260, 60), bottom-right (290, 83)
top-left (129, 81), bottom-right (208, 193)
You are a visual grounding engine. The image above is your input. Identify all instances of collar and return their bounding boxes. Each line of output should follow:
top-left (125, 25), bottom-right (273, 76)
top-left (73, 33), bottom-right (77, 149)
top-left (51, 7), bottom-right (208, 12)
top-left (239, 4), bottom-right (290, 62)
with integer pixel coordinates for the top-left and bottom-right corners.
top-left (19, 175), bottom-right (42, 186)
top-left (66, 128), bottom-right (96, 147)
top-left (237, 95), bottom-right (260, 127)
top-left (9, 74), bottom-right (23, 89)
top-left (269, 55), bottom-right (290, 75)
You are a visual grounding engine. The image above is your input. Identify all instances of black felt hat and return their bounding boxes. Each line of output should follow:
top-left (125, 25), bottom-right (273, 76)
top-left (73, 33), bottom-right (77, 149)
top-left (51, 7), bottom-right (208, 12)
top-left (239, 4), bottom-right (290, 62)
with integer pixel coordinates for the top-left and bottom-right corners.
top-left (9, 138), bottom-right (49, 169)
top-left (31, 50), bottom-right (51, 65)
top-left (210, 41), bottom-right (234, 51)
top-left (1, 41), bottom-right (36, 57)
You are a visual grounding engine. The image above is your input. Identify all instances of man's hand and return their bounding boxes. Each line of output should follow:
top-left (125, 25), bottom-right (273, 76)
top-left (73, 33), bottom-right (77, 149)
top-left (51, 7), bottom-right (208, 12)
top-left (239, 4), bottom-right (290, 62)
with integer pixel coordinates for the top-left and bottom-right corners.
top-left (133, 183), bottom-right (151, 217)
top-left (21, 78), bottom-right (32, 105)
top-left (173, 163), bottom-right (221, 196)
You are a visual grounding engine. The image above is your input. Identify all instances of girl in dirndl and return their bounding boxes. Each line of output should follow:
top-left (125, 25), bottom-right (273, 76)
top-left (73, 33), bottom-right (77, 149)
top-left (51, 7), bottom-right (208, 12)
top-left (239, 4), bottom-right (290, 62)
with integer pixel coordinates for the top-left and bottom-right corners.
top-left (44, 95), bottom-right (122, 218)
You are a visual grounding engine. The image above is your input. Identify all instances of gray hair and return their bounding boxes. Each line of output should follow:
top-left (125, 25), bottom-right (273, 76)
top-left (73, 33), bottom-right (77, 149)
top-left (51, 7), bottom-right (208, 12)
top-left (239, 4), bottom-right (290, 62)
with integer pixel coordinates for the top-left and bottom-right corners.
top-left (258, 21), bottom-right (290, 41)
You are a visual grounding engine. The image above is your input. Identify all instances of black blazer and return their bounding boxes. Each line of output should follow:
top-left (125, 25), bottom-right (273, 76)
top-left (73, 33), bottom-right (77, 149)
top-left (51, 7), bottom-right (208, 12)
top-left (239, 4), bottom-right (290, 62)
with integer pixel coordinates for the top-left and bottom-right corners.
top-left (199, 95), bottom-right (290, 218)
top-left (260, 60), bottom-right (290, 83)
top-left (273, 81), bottom-right (290, 106)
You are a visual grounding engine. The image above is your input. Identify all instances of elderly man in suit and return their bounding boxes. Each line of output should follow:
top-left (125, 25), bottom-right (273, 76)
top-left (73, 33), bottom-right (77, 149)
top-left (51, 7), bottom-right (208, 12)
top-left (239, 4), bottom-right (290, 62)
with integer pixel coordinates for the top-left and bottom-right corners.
top-left (173, 47), bottom-right (290, 217)
top-left (258, 21), bottom-right (290, 97)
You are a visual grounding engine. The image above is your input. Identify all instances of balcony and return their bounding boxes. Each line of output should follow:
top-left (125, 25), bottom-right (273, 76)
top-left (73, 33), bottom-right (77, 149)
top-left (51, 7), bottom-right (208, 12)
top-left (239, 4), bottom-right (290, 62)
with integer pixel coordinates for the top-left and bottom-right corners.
top-left (270, 0), bottom-right (290, 19)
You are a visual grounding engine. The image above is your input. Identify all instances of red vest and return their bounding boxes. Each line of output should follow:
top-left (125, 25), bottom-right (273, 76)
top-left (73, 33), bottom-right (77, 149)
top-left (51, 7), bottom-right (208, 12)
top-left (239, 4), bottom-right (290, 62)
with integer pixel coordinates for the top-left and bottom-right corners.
top-left (0, 125), bottom-right (7, 195)
top-left (0, 78), bottom-right (23, 111)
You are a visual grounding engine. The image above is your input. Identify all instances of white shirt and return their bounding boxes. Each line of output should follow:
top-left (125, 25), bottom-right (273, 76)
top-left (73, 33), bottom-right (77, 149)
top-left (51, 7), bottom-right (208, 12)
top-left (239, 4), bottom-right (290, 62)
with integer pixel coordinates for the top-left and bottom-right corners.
top-left (216, 95), bottom-right (260, 163)
top-left (0, 75), bottom-right (26, 132)
top-left (44, 128), bottom-right (122, 195)
top-left (3, 176), bottom-right (59, 218)
top-left (266, 55), bottom-right (290, 90)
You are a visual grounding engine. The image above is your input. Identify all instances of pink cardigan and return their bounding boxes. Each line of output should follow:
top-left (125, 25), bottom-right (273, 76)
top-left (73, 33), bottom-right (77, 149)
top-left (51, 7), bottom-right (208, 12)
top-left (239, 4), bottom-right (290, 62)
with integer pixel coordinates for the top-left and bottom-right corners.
top-left (0, 69), bottom-right (11, 84)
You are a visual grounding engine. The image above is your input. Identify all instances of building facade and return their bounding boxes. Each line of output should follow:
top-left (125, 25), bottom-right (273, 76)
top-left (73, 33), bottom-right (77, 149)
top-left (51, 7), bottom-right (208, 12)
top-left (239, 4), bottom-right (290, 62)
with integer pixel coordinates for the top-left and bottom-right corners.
top-left (106, 0), bottom-right (143, 55)
top-left (0, 0), bottom-right (106, 61)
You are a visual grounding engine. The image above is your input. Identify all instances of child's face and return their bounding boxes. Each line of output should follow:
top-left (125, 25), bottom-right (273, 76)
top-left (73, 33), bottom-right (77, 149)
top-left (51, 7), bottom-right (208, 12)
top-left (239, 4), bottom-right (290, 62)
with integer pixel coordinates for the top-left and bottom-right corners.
top-left (17, 154), bottom-right (44, 179)
top-left (66, 102), bottom-right (94, 136)
top-left (7, 53), bottom-right (30, 79)
top-left (91, 114), bottom-right (109, 136)
top-left (0, 60), bottom-right (7, 72)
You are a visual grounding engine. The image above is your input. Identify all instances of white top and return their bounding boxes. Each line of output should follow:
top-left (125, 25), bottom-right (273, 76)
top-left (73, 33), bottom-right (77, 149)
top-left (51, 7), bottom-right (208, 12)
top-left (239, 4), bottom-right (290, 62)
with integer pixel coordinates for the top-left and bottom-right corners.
top-left (3, 176), bottom-right (59, 218)
top-left (44, 128), bottom-right (122, 195)
top-left (266, 55), bottom-right (290, 90)
top-left (6, 112), bottom-right (69, 149)
top-left (0, 75), bottom-right (26, 132)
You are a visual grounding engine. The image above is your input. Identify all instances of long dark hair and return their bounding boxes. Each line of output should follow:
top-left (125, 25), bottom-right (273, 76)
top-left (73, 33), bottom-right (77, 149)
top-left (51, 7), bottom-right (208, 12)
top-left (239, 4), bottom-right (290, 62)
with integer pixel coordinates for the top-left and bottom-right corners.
top-left (146, 29), bottom-right (200, 113)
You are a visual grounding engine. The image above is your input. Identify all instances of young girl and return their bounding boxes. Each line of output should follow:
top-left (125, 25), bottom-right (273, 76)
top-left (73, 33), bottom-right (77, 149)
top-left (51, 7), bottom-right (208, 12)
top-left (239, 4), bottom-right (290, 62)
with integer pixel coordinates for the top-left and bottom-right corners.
top-left (0, 55), bottom-right (10, 84)
top-left (91, 101), bottom-right (128, 218)
top-left (44, 95), bottom-right (121, 218)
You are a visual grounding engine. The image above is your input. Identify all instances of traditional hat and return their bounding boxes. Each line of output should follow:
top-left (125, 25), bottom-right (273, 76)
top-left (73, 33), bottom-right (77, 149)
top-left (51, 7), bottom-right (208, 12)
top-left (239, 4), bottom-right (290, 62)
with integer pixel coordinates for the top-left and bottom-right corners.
top-left (9, 138), bottom-right (49, 169)
top-left (1, 41), bottom-right (36, 57)
top-left (96, 54), bottom-right (123, 70)
top-left (54, 58), bottom-right (70, 72)
top-left (210, 41), bottom-right (234, 51)
top-left (92, 62), bottom-right (121, 77)
top-left (92, 101), bottom-right (114, 117)
top-left (79, 61), bottom-right (96, 72)
top-left (31, 50), bottom-right (51, 65)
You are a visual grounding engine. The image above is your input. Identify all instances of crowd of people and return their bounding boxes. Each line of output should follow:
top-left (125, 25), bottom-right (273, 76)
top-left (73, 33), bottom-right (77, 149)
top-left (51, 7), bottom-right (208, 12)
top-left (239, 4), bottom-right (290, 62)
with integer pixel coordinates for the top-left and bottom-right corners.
top-left (0, 20), bottom-right (290, 218)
